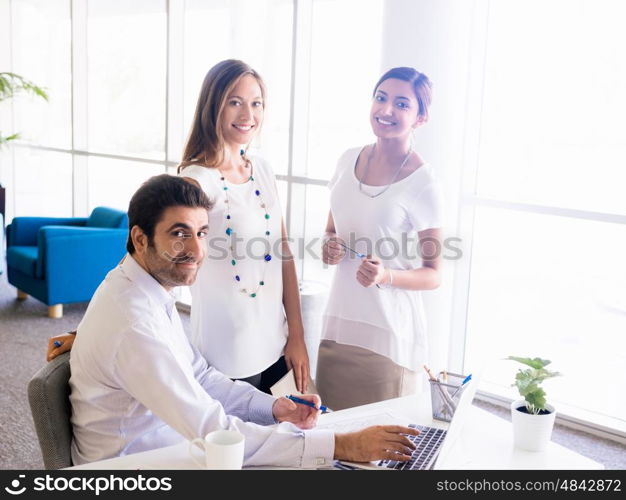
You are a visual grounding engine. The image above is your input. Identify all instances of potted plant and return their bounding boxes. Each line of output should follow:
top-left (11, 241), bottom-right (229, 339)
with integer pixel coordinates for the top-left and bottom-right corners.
top-left (0, 72), bottom-right (49, 223)
top-left (507, 356), bottom-right (561, 451)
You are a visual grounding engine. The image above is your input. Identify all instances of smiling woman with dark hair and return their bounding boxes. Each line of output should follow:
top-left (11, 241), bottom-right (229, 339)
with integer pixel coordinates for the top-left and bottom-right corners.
top-left (318, 67), bottom-right (445, 411)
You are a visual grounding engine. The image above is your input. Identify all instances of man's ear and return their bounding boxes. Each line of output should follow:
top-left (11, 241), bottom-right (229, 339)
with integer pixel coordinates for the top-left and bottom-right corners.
top-left (130, 225), bottom-right (148, 254)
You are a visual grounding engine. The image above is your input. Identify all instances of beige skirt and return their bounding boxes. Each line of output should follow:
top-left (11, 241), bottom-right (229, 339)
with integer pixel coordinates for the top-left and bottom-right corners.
top-left (315, 339), bottom-right (418, 411)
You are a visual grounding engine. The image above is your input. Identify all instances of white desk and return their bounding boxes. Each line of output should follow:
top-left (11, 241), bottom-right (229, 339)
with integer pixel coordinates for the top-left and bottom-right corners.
top-left (69, 393), bottom-right (603, 470)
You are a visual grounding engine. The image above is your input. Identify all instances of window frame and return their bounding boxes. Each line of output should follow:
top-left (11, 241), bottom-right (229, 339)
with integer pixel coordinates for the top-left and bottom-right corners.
top-left (453, 0), bottom-right (626, 441)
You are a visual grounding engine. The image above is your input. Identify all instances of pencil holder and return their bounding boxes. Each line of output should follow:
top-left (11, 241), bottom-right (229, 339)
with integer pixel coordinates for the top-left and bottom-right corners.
top-left (429, 372), bottom-right (469, 422)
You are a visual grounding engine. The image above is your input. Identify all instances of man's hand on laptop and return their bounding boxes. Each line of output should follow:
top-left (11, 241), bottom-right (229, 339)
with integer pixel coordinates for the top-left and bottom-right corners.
top-left (334, 425), bottom-right (419, 462)
top-left (273, 394), bottom-right (321, 429)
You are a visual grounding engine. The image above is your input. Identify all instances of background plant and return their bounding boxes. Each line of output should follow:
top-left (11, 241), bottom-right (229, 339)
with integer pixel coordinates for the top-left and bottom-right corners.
top-left (0, 72), bottom-right (48, 147)
top-left (507, 356), bottom-right (561, 415)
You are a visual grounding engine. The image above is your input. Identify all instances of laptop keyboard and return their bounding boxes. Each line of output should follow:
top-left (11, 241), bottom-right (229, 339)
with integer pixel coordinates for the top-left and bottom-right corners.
top-left (377, 424), bottom-right (447, 470)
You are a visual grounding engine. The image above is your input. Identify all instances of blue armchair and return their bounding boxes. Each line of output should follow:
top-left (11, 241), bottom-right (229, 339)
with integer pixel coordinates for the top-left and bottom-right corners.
top-left (6, 207), bottom-right (128, 318)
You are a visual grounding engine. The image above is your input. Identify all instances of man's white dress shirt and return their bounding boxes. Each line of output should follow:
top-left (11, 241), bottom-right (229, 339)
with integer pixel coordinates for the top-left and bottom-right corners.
top-left (69, 254), bottom-right (334, 467)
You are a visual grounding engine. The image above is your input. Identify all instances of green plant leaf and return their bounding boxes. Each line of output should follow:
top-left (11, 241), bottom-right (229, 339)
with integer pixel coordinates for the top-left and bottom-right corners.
top-left (508, 355), bottom-right (561, 412)
top-left (525, 388), bottom-right (547, 413)
top-left (0, 72), bottom-right (48, 148)
top-left (507, 356), bottom-right (552, 369)
top-left (518, 381), bottom-right (539, 398)
top-left (0, 72), bottom-right (48, 102)
top-left (0, 132), bottom-right (20, 147)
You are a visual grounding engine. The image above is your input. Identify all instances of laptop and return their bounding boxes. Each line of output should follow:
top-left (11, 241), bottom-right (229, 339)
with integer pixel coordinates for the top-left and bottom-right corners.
top-left (336, 376), bottom-right (478, 470)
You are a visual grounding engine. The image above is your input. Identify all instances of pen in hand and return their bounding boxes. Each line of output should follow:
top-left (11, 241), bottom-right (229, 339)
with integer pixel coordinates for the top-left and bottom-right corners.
top-left (335, 241), bottom-right (365, 259)
top-left (367, 259), bottom-right (385, 289)
top-left (286, 395), bottom-right (332, 413)
top-left (335, 242), bottom-right (386, 290)
top-left (355, 253), bottom-right (386, 290)
top-left (53, 340), bottom-right (63, 348)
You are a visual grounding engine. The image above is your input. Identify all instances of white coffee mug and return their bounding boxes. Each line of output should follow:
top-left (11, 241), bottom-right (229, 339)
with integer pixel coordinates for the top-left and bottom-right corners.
top-left (189, 430), bottom-right (245, 469)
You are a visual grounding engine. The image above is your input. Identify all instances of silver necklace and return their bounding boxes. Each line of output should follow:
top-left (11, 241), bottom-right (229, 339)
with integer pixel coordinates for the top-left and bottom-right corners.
top-left (358, 144), bottom-right (412, 198)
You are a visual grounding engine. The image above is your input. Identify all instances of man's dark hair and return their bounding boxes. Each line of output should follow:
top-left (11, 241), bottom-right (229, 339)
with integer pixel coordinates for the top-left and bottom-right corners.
top-left (126, 174), bottom-right (213, 254)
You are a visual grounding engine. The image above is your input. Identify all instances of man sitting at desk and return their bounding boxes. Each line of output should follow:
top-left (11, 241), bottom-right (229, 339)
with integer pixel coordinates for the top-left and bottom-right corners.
top-left (68, 174), bottom-right (418, 467)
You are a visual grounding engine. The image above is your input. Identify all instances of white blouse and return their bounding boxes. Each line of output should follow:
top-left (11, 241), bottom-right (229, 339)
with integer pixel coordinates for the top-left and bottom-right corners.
top-left (323, 147), bottom-right (444, 371)
top-left (180, 156), bottom-right (288, 379)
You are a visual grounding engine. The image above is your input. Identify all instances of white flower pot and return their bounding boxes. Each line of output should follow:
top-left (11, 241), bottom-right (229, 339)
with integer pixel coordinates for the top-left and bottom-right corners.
top-left (510, 399), bottom-right (556, 452)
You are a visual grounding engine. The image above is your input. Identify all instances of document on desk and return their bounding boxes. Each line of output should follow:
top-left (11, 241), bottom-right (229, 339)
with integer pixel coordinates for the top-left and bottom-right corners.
top-left (270, 368), bottom-right (318, 397)
top-left (317, 410), bottom-right (409, 433)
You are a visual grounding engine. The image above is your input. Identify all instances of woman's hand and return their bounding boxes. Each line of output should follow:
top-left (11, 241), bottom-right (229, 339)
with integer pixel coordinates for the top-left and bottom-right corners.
top-left (284, 336), bottom-right (310, 393)
top-left (322, 236), bottom-right (346, 265)
top-left (272, 394), bottom-right (321, 429)
top-left (356, 255), bottom-right (389, 288)
top-left (46, 332), bottom-right (76, 362)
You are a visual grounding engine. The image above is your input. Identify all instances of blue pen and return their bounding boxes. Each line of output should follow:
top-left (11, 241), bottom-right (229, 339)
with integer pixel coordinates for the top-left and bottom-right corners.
top-left (335, 241), bottom-right (366, 259)
top-left (286, 395), bottom-right (331, 413)
top-left (334, 241), bottom-right (388, 290)
top-left (53, 340), bottom-right (63, 348)
top-left (449, 374), bottom-right (472, 399)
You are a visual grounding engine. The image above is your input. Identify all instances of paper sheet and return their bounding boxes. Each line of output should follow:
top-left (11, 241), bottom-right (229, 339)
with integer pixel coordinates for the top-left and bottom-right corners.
top-left (269, 368), bottom-right (318, 397)
top-left (318, 411), bottom-right (409, 433)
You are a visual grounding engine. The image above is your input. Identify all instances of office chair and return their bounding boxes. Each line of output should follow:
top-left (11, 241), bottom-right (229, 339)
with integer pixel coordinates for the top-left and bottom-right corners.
top-left (27, 352), bottom-right (73, 469)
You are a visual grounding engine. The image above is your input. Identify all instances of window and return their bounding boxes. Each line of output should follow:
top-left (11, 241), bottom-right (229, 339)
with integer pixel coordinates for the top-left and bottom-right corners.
top-left (301, 184), bottom-right (333, 284)
top-left (10, 0), bottom-right (71, 149)
top-left (87, 0), bottom-right (167, 160)
top-left (305, 0), bottom-right (384, 180)
top-left (475, 1), bottom-right (626, 216)
top-left (463, 0), bottom-right (626, 433)
top-left (87, 157), bottom-right (164, 212)
top-left (12, 148), bottom-right (72, 216)
top-left (467, 207), bottom-right (626, 426)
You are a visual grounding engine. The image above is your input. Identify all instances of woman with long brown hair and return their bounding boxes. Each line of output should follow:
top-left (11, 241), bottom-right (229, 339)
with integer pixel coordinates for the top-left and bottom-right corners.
top-left (177, 59), bottom-right (309, 393)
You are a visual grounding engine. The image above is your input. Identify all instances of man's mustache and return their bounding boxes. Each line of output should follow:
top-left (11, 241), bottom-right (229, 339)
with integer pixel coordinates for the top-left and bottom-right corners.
top-left (162, 251), bottom-right (197, 264)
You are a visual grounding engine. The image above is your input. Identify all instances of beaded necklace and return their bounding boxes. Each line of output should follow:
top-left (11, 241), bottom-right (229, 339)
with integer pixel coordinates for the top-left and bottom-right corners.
top-left (218, 150), bottom-right (272, 299)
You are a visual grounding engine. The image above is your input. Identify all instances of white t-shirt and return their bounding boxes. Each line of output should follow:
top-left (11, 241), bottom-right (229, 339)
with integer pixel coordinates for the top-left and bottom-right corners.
top-left (323, 146), bottom-right (444, 371)
top-left (180, 156), bottom-right (288, 379)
